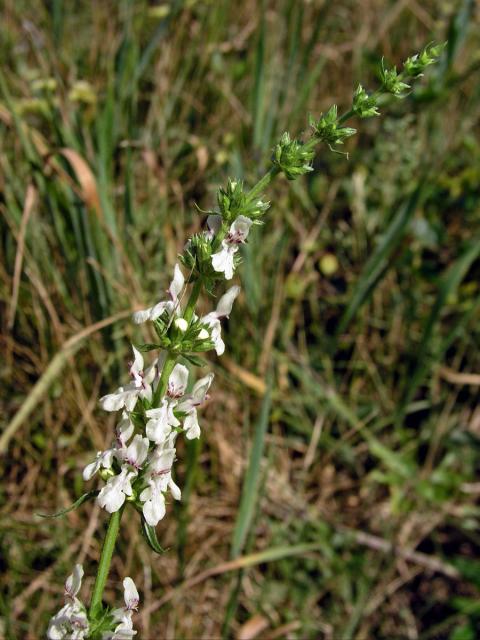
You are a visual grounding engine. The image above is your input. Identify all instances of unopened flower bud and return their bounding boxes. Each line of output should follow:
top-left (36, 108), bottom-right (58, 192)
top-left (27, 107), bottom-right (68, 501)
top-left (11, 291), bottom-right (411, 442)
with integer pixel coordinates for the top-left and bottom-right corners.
top-left (379, 60), bottom-right (410, 96)
top-left (352, 85), bottom-right (380, 118)
top-left (403, 42), bottom-right (445, 78)
top-left (174, 318), bottom-right (188, 332)
top-left (272, 132), bottom-right (315, 180)
top-left (309, 106), bottom-right (356, 146)
top-left (198, 328), bottom-right (209, 340)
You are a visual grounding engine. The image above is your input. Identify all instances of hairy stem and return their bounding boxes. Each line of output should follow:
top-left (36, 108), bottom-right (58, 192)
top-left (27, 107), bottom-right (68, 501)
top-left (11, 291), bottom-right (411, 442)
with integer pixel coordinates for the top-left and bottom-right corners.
top-left (89, 507), bottom-right (123, 618)
top-left (247, 166), bottom-right (280, 201)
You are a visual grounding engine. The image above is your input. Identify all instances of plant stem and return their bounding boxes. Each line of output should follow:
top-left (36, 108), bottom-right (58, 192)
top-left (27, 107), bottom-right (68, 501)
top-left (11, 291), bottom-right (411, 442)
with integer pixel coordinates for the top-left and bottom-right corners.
top-left (247, 166), bottom-right (280, 201)
top-left (89, 507), bottom-right (123, 618)
top-left (183, 278), bottom-right (202, 323)
top-left (152, 350), bottom-right (177, 406)
top-left (338, 108), bottom-right (354, 124)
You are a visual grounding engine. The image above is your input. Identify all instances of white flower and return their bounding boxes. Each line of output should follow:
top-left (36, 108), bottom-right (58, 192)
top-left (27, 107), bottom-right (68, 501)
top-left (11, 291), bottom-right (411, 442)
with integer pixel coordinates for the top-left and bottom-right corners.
top-left (99, 346), bottom-right (155, 413)
top-left (144, 363), bottom-right (189, 443)
top-left (103, 615), bottom-right (135, 640)
top-left (132, 264), bottom-right (184, 324)
top-left (177, 373), bottom-right (214, 439)
top-left (211, 216), bottom-right (252, 279)
top-left (123, 577), bottom-right (139, 611)
top-left (47, 605), bottom-right (89, 640)
top-left (64, 564), bottom-right (83, 603)
top-left (206, 214), bottom-right (222, 239)
top-left (140, 445), bottom-right (181, 526)
top-left (201, 286), bottom-right (240, 355)
top-left (102, 577), bottom-right (139, 640)
top-left (83, 414), bottom-right (137, 483)
top-left (119, 434), bottom-right (150, 470)
top-left (167, 363), bottom-right (189, 398)
top-left (145, 400), bottom-right (179, 444)
top-left (47, 565), bottom-right (89, 640)
top-left (83, 448), bottom-right (115, 481)
top-left (97, 467), bottom-right (136, 513)
top-left (115, 412), bottom-right (135, 447)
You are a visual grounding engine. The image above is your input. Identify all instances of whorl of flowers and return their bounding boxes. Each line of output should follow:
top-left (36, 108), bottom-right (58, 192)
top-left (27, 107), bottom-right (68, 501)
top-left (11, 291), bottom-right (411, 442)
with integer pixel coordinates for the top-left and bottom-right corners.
top-left (47, 567), bottom-right (139, 639)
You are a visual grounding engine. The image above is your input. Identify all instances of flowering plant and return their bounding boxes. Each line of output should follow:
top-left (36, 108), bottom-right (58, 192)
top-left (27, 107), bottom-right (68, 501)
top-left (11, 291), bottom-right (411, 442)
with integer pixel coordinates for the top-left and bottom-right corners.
top-left (46, 44), bottom-right (444, 638)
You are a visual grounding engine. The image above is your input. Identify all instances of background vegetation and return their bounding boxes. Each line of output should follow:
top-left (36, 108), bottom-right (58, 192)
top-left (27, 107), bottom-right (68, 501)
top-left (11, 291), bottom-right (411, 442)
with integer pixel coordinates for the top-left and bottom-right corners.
top-left (1, 0), bottom-right (480, 638)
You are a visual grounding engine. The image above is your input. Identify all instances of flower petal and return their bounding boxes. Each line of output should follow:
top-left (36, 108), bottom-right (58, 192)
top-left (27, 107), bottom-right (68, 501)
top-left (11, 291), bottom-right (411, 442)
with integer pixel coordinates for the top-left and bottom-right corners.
top-left (191, 373), bottom-right (214, 404)
top-left (124, 435), bottom-right (149, 468)
top-left (99, 389), bottom-right (128, 412)
top-left (168, 264), bottom-right (185, 302)
top-left (141, 482), bottom-right (166, 526)
top-left (230, 215), bottom-right (253, 241)
top-left (215, 285), bottom-right (240, 318)
top-left (130, 346), bottom-right (144, 381)
top-left (123, 577), bottom-right (139, 611)
top-left (184, 411), bottom-right (200, 440)
top-left (65, 564), bottom-right (83, 599)
top-left (132, 307), bottom-right (153, 324)
top-left (168, 364), bottom-right (189, 397)
top-left (212, 245), bottom-right (235, 279)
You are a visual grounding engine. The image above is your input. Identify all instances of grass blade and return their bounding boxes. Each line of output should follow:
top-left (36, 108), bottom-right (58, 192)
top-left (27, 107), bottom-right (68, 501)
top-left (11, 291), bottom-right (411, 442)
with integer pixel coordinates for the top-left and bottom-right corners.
top-left (400, 232), bottom-right (480, 412)
top-left (336, 184), bottom-right (424, 337)
top-left (230, 380), bottom-right (272, 558)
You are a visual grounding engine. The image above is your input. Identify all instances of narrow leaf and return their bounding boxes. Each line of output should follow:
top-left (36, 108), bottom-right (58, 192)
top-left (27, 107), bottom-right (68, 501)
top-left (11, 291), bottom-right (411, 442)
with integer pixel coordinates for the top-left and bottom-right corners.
top-left (401, 233), bottom-right (480, 411)
top-left (135, 342), bottom-right (161, 352)
top-left (336, 185), bottom-right (423, 336)
top-left (37, 490), bottom-right (99, 518)
top-left (183, 354), bottom-right (207, 368)
top-left (141, 516), bottom-right (167, 554)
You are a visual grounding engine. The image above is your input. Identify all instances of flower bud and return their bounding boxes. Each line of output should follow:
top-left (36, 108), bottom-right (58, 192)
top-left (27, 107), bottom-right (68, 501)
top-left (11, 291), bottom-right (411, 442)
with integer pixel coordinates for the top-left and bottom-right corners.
top-left (272, 132), bottom-right (315, 180)
top-left (100, 468), bottom-right (115, 481)
top-left (309, 106), bottom-right (356, 146)
top-left (216, 179), bottom-right (270, 221)
top-left (403, 43), bottom-right (445, 78)
top-left (379, 61), bottom-right (410, 96)
top-left (174, 318), bottom-right (188, 332)
top-left (352, 85), bottom-right (379, 118)
top-left (198, 328), bottom-right (209, 340)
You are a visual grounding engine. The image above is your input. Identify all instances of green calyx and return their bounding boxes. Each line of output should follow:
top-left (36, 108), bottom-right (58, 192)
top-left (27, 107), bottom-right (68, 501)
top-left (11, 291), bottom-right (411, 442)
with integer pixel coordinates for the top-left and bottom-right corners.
top-left (379, 60), bottom-right (410, 96)
top-left (309, 105), bottom-right (356, 146)
top-left (146, 312), bottom-right (214, 356)
top-left (272, 132), bottom-right (315, 180)
top-left (181, 233), bottom-right (220, 282)
top-left (403, 42), bottom-right (446, 78)
top-left (352, 85), bottom-right (380, 118)
top-left (217, 178), bottom-right (270, 222)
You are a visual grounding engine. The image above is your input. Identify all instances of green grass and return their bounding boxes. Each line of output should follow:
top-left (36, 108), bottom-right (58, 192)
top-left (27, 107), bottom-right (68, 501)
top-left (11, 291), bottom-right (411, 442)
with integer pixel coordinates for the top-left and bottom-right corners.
top-left (1, 1), bottom-right (480, 638)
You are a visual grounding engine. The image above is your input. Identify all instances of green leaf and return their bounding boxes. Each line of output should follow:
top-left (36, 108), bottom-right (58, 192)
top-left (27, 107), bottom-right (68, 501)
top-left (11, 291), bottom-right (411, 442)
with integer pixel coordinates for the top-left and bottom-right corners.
top-left (37, 490), bottom-right (99, 518)
top-left (369, 440), bottom-right (413, 479)
top-left (135, 342), bottom-right (161, 352)
top-left (182, 353), bottom-right (208, 367)
top-left (401, 232), bottom-right (480, 412)
top-left (141, 515), bottom-right (168, 554)
top-left (336, 185), bottom-right (424, 336)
